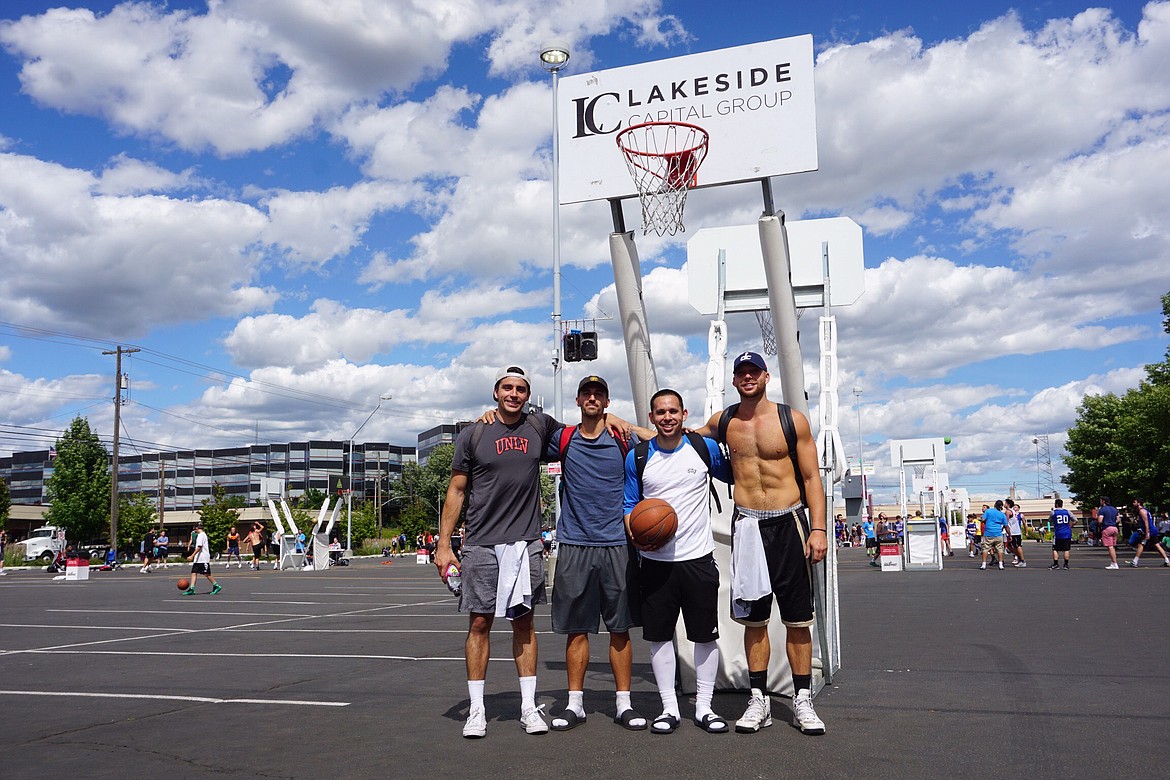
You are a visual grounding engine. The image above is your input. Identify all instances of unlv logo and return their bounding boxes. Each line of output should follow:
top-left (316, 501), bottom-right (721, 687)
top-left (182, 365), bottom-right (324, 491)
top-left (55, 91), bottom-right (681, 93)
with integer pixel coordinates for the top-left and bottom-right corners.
top-left (496, 436), bottom-right (530, 455)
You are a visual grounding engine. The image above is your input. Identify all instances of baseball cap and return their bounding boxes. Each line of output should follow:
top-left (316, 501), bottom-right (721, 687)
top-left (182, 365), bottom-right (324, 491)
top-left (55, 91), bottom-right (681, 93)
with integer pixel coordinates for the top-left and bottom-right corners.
top-left (494, 364), bottom-right (530, 389)
top-left (733, 351), bottom-right (768, 371)
top-left (577, 375), bottom-right (609, 394)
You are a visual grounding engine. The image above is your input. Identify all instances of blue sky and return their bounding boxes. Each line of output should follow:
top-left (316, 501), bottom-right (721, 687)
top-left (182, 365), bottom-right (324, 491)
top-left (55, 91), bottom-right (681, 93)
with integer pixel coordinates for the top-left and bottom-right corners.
top-left (1, 0), bottom-right (1166, 504)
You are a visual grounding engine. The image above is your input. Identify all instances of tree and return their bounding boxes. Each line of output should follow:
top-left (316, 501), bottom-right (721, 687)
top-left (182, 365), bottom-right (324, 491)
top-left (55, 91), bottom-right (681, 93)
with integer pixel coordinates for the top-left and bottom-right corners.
top-left (118, 492), bottom-right (158, 552)
top-left (1064, 291), bottom-right (1170, 510)
top-left (44, 417), bottom-right (111, 542)
top-left (198, 483), bottom-right (245, 555)
top-left (296, 488), bottom-right (328, 510)
top-left (0, 476), bottom-right (10, 525)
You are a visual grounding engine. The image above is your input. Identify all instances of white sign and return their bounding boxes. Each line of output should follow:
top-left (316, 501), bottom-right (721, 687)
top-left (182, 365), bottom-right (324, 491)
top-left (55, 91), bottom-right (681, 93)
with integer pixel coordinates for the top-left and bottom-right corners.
top-left (558, 35), bottom-right (818, 204)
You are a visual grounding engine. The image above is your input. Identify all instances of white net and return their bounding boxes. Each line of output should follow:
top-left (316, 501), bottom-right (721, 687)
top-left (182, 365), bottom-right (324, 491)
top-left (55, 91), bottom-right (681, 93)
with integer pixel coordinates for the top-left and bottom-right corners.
top-left (616, 122), bottom-right (709, 236)
top-left (754, 310), bottom-right (777, 355)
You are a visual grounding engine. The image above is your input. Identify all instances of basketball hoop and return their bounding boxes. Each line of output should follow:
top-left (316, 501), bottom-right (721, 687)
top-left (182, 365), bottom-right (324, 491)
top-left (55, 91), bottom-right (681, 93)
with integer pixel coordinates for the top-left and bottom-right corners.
top-left (754, 310), bottom-right (777, 355)
top-left (616, 121), bottom-right (709, 236)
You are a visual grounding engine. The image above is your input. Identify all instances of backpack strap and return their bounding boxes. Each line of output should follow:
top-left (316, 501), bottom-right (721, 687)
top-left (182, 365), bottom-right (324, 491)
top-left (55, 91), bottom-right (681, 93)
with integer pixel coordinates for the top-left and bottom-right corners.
top-left (777, 403), bottom-right (807, 510)
top-left (633, 440), bottom-right (651, 502)
top-left (683, 431), bottom-right (723, 514)
top-left (558, 425), bottom-right (577, 459)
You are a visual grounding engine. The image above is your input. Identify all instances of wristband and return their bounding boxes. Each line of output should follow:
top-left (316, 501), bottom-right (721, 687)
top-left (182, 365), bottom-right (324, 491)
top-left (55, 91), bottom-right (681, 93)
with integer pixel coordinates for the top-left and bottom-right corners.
top-left (810, 528), bottom-right (827, 534)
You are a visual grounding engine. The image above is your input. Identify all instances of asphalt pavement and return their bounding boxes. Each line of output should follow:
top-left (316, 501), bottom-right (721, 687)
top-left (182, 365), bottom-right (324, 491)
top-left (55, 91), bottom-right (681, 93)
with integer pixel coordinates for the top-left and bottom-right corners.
top-left (0, 542), bottom-right (1165, 779)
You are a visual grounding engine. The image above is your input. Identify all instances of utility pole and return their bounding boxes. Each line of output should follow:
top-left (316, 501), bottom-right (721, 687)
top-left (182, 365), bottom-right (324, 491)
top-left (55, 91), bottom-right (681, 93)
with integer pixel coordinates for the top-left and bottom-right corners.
top-left (102, 345), bottom-right (140, 547)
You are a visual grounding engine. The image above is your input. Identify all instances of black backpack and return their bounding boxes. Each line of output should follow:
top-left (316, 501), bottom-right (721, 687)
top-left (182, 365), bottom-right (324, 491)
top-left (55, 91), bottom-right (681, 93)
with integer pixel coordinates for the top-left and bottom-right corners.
top-left (713, 402), bottom-right (807, 510)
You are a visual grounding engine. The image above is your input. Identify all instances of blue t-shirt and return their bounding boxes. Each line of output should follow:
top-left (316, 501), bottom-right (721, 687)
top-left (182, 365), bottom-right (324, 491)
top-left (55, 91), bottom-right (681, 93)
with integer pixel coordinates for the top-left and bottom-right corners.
top-left (546, 427), bottom-right (635, 546)
top-left (862, 520), bottom-right (875, 539)
top-left (1051, 508), bottom-right (1074, 540)
top-left (982, 508), bottom-right (1007, 538)
top-left (1098, 504), bottom-right (1118, 528)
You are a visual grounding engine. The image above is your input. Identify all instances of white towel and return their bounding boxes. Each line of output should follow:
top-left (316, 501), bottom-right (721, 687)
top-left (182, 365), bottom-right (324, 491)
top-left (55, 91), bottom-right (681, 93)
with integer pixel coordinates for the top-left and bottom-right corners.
top-left (731, 516), bottom-right (772, 619)
top-left (494, 541), bottom-right (532, 619)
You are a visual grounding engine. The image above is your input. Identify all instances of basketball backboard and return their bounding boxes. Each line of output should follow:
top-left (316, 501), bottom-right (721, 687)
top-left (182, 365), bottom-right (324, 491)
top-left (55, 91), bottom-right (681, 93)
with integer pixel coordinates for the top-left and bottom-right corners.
top-left (557, 34), bottom-right (817, 205)
top-left (686, 217), bottom-right (864, 314)
top-left (889, 438), bottom-right (948, 467)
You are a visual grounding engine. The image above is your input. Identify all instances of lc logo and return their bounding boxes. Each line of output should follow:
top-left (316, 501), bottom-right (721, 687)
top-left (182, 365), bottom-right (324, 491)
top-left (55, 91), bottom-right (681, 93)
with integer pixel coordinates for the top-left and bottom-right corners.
top-left (572, 94), bottom-right (622, 138)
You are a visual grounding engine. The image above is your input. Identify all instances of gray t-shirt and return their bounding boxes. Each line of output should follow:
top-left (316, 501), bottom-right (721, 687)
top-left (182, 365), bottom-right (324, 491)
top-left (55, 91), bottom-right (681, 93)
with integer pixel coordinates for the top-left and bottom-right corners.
top-left (452, 413), bottom-right (555, 546)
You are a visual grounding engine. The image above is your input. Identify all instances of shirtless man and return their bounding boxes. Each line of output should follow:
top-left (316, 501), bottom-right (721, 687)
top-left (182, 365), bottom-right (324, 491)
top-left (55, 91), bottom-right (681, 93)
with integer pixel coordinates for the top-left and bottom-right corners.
top-left (694, 351), bottom-right (828, 736)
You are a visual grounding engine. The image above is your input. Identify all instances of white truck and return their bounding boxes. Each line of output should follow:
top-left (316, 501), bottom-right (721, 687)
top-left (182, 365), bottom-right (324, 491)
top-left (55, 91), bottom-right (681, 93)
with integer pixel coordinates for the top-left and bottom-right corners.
top-left (21, 525), bottom-right (67, 563)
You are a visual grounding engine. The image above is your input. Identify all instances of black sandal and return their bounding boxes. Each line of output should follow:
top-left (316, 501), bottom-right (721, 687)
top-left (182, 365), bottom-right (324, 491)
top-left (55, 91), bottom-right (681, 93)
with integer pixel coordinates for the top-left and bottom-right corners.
top-left (694, 713), bottom-right (728, 733)
top-left (551, 710), bottom-right (585, 731)
top-left (613, 709), bottom-right (648, 731)
top-left (651, 714), bottom-right (680, 734)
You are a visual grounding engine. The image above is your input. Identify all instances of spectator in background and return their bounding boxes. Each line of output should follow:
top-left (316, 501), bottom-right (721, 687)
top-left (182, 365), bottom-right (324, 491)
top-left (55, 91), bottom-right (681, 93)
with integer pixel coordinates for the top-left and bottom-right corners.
top-left (1098, 497), bottom-right (1120, 570)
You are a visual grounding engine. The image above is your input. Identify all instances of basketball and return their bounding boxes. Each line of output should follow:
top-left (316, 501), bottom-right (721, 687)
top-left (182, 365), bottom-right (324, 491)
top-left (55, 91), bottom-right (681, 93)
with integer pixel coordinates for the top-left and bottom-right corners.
top-left (177, 578), bottom-right (190, 591)
top-left (629, 498), bottom-right (678, 548)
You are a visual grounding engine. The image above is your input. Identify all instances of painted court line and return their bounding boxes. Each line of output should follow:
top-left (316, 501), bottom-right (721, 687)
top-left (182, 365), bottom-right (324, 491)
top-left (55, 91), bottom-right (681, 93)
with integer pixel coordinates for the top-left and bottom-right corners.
top-left (0, 690), bottom-right (348, 707)
top-left (27, 650), bottom-right (521, 662)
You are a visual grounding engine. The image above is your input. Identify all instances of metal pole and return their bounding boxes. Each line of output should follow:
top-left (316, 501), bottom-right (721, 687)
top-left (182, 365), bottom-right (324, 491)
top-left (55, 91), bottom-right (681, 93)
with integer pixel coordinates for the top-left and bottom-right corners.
top-left (853, 386), bottom-right (864, 514)
top-left (347, 394), bottom-right (391, 554)
top-left (551, 63), bottom-right (563, 422)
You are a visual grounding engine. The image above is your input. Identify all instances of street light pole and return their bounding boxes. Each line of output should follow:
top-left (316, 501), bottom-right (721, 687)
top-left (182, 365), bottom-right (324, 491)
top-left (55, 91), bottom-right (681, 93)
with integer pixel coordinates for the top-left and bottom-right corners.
top-left (853, 386), bottom-right (865, 514)
top-left (541, 40), bottom-right (570, 422)
top-left (347, 393), bottom-right (392, 554)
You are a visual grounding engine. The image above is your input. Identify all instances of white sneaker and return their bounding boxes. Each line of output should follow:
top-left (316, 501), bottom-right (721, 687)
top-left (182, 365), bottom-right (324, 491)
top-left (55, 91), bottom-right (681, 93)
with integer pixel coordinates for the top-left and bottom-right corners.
top-left (463, 706), bottom-right (487, 738)
top-left (998, 562), bottom-right (1004, 570)
top-left (791, 690), bottom-right (825, 735)
top-left (1127, 560), bottom-right (1138, 567)
top-left (735, 692), bottom-right (772, 733)
top-left (1017, 562), bottom-right (1026, 568)
top-left (980, 563), bottom-right (986, 570)
top-left (521, 705), bottom-right (548, 734)
top-left (1105, 562), bottom-right (1119, 570)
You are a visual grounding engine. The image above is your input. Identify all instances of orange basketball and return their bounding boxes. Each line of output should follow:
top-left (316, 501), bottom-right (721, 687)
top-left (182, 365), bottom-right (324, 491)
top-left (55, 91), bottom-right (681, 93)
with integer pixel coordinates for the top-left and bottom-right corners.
top-left (177, 578), bottom-right (190, 591)
top-left (629, 498), bottom-right (678, 548)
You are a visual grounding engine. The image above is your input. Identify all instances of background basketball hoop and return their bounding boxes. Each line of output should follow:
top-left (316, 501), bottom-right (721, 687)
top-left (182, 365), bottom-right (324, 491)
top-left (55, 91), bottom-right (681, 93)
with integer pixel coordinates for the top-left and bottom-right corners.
top-left (616, 121), bottom-right (708, 236)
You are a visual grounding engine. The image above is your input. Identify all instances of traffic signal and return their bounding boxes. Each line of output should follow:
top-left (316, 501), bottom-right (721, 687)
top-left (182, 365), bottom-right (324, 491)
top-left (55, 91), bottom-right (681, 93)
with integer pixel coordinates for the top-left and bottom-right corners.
top-left (579, 331), bottom-right (598, 361)
top-left (563, 331), bottom-right (582, 362)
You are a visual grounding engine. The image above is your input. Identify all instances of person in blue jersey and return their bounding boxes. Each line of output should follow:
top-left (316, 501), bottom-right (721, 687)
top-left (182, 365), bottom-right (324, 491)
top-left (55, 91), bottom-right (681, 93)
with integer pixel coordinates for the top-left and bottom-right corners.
top-left (1097, 496), bottom-right (1120, 569)
top-left (862, 515), bottom-right (877, 566)
top-left (623, 389), bottom-right (731, 735)
top-left (546, 375), bottom-right (647, 733)
top-left (981, 500), bottom-right (1008, 570)
top-left (1127, 498), bottom-right (1170, 568)
top-left (966, 515), bottom-right (979, 556)
top-left (1048, 498), bottom-right (1076, 570)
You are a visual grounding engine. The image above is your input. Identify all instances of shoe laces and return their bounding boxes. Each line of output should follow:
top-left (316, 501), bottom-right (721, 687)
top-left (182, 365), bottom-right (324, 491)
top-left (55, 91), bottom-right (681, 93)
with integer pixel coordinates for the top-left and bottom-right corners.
top-left (793, 693), bottom-right (819, 722)
top-left (523, 703), bottom-right (546, 722)
top-left (744, 695), bottom-right (769, 720)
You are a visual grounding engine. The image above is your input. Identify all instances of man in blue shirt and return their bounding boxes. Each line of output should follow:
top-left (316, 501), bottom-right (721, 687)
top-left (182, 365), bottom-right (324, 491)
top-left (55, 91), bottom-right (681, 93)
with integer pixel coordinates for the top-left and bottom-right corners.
top-left (547, 376), bottom-right (646, 732)
top-left (1097, 496), bottom-right (1120, 569)
top-left (1127, 498), bottom-right (1170, 568)
top-left (1048, 498), bottom-right (1076, 570)
top-left (981, 500), bottom-right (1008, 570)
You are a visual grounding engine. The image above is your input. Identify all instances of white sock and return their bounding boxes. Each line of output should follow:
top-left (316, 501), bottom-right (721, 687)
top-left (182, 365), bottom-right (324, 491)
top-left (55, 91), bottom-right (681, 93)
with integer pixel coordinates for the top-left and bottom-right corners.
top-left (649, 641), bottom-right (679, 718)
top-left (519, 675), bottom-right (537, 711)
top-left (567, 690), bottom-right (584, 716)
top-left (615, 690), bottom-right (645, 727)
top-left (468, 679), bottom-right (485, 710)
top-left (693, 641), bottom-right (720, 720)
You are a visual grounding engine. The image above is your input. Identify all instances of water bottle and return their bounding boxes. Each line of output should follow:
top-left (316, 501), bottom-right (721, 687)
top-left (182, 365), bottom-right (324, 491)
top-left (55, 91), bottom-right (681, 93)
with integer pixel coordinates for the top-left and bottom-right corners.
top-left (444, 563), bottom-right (462, 597)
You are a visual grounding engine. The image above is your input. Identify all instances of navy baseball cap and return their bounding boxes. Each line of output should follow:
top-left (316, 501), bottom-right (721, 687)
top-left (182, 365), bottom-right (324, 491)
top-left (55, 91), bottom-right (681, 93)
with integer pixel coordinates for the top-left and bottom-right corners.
top-left (577, 375), bottom-right (609, 394)
top-left (733, 351), bottom-right (768, 371)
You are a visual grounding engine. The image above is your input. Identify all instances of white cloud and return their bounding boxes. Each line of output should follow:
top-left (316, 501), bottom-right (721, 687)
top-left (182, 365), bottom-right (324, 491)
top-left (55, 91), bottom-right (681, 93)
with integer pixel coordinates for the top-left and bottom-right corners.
top-left (0, 153), bottom-right (276, 337)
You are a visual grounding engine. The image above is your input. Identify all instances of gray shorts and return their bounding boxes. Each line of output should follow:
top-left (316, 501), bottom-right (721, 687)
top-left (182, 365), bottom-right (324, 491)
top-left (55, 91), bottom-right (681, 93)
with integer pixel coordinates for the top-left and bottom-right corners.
top-left (552, 543), bottom-right (635, 635)
top-left (459, 540), bottom-right (547, 616)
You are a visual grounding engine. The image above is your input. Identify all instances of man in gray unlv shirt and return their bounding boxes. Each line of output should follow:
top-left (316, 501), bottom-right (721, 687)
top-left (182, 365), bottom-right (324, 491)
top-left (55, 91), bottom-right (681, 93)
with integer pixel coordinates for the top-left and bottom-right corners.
top-left (434, 365), bottom-right (557, 739)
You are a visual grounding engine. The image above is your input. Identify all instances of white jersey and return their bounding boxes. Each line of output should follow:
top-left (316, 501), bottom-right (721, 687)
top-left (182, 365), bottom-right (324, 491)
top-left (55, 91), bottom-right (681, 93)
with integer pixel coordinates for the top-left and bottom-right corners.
top-left (1006, 510), bottom-right (1022, 535)
top-left (192, 530), bottom-right (212, 564)
top-left (632, 439), bottom-right (717, 563)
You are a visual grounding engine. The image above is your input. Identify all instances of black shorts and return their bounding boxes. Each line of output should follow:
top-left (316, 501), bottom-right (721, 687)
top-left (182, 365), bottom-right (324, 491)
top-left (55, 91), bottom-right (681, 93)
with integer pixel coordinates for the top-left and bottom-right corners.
top-left (191, 562), bottom-right (211, 575)
top-left (864, 537), bottom-right (877, 550)
top-left (1009, 535), bottom-right (1022, 549)
top-left (1052, 537), bottom-right (1071, 552)
top-left (637, 553), bottom-right (719, 644)
top-left (1139, 534), bottom-right (1165, 549)
top-left (731, 508), bottom-right (814, 629)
